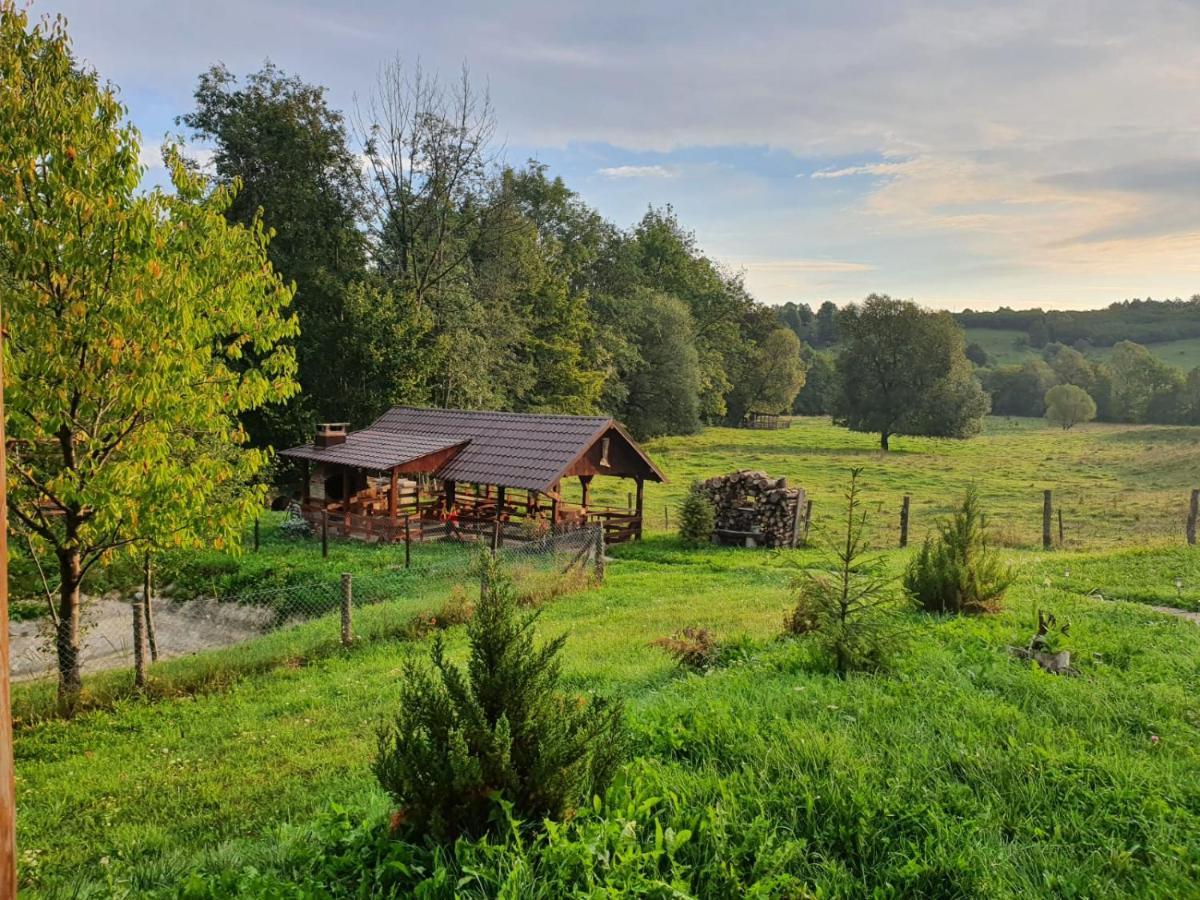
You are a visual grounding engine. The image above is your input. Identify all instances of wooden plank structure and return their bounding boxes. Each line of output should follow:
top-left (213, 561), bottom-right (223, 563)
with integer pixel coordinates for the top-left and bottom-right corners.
top-left (741, 413), bottom-right (791, 430)
top-left (280, 408), bottom-right (666, 546)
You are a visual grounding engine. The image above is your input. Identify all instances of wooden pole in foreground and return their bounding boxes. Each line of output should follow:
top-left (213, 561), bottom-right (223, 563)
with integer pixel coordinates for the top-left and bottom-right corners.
top-left (1042, 490), bottom-right (1053, 550)
top-left (899, 495), bottom-right (911, 548)
top-left (1188, 489), bottom-right (1199, 547)
top-left (340, 574), bottom-right (353, 647)
top-left (1058, 509), bottom-right (1064, 548)
top-left (0, 319), bottom-right (17, 896)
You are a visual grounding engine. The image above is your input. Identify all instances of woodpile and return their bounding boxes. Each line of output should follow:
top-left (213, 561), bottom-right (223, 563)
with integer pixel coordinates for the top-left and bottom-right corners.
top-left (698, 470), bottom-right (806, 548)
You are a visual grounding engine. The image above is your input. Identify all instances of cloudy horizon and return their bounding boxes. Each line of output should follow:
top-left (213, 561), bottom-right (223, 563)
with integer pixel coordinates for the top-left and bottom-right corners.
top-left (43, 0), bottom-right (1200, 312)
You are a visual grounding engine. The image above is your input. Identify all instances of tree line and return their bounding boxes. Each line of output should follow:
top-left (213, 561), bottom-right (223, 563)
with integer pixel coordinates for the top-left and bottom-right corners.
top-left (955, 296), bottom-right (1200, 349)
top-left (181, 61), bottom-right (807, 451)
top-left (781, 301), bottom-right (1200, 428)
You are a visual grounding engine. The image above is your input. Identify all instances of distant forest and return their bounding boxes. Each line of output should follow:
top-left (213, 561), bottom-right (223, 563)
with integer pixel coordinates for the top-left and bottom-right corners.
top-left (779, 297), bottom-right (1200, 427)
top-left (954, 296), bottom-right (1200, 348)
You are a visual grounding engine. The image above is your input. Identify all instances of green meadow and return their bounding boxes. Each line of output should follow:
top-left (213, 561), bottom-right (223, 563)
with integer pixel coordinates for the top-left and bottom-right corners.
top-left (964, 326), bottom-right (1200, 372)
top-left (13, 417), bottom-right (1200, 897)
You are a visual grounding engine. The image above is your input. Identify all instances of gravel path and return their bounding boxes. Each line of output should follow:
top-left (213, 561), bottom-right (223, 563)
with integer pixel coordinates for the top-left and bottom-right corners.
top-left (8, 596), bottom-right (275, 681)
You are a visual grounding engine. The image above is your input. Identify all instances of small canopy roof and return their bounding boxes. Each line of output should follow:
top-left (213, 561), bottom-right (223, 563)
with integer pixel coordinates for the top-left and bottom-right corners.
top-left (280, 430), bottom-right (468, 471)
top-left (281, 406), bottom-right (665, 492)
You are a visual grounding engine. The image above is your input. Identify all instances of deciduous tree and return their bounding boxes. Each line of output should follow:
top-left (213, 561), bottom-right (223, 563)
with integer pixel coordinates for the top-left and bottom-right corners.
top-left (0, 10), bottom-right (298, 698)
top-left (832, 295), bottom-right (989, 450)
top-left (1044, 384), bottom-right (1097, 430)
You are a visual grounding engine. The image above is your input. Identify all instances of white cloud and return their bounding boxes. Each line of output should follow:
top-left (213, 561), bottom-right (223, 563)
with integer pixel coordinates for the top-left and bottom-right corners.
top-left (597, 164), bottom-right (675, 179)
top-left (809, 162), bottom-right (908, 179)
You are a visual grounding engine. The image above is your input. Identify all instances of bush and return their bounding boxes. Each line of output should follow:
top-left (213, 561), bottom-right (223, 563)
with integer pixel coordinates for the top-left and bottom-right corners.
top-left (677, 482), bottom-right (716, 547)
top-left (1044, 383), bottom-right (1097, 430)
top-left (784, 468), bottom-right (901, 676)
top-left (651, 626), bottom-right (719, 671)
top-left (373, 553), bottom-right (627, 842)
top-left (904, 487), bottom-right (1013, 614)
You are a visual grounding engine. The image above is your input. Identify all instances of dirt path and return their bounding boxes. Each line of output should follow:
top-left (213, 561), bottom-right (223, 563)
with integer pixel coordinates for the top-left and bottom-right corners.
top-left (1144, 604), bottom-right (1200, 624)
top-left (8, 597), bottom-right (275, 682)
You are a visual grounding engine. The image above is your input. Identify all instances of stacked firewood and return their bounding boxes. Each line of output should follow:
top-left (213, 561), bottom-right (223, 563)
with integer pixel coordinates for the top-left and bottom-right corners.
top-left (698, 470), bottom-right (805, 547)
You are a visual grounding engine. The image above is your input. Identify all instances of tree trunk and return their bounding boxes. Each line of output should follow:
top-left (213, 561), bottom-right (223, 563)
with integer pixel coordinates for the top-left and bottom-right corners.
top-left (55, 547), bottom-right (83, 699)
top-left (880, 431), bottom-right (890, 451)
top-left (143, 551), bottom-right (158, 661)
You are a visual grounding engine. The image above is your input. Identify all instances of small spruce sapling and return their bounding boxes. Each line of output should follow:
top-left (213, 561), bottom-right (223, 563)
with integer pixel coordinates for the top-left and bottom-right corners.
top-left (785, 468), bottom-right (901, 676)
top-left (677, 481), bottom-right (716, 547)
top-left (904, 487), bottom-right (1012, 614)
top-left (374, 552), bottom-right (626, 841)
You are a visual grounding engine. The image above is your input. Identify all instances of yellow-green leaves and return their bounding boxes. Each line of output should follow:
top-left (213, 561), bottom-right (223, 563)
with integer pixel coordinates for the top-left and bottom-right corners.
top-left (0, 2), bottom-right (298, 565)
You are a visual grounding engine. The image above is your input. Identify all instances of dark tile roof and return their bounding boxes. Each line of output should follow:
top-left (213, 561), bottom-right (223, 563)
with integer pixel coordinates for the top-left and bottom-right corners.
top-left (372, 407), bottom-right (616, 491)
top-left (283, 407), bottom-right (665, 492)
top-left (280, 430), bottom-right (467, 471)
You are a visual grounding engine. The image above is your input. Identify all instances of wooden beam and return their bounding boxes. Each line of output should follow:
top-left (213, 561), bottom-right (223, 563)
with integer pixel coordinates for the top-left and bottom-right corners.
top-left (389, 468), bottom-right (398, 523)
top-left (579, 474), bottom-right (592, 508)
top-left (635, 477), bottom-right (645, 541)
top-left (444, 480), bottom-right (456, 514)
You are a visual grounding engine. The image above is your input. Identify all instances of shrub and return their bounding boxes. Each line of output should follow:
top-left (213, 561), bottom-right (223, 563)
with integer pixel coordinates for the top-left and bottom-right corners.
top-left (784, 468), bottom-right (901, 676)
top-left (904, 487), bottom-right (1013, 614)
top-left (373, 553), bottom-right (627, 842)
top-left (277, 513), bottom-right (312, 539)
top-left (677, 482), bottom-right (716, 547)
top-left (651, 626), bottom-right (719, 671)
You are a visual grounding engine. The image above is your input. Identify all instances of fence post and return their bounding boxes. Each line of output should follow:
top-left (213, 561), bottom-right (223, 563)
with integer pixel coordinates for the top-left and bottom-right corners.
top-left (802, 499), bottom-right (814, 545)
top-left (340, 573), bottom-right (352, 647)
top-left (1188, 489), bottom-right (1199, 546)
top-left (899, 495), bottom-right (911, 548)
top-left (1043, 490), bottom-right (1053, 550)
top-left (321, 509), bottom-right (329, 558)
top-left (664, 505), bottom-right (669, 530)
top-left (594, 526), bottom-right (606, 583)
top-left (404, 514), bottom-right (412, 568)
top-left (491, 518), bottom-right (500, 556)
top-left (1058, 508), bottom-right (1064, 548)
top-left (253, 517), bottom-right (260, 553)
top-left (131, 596), bottom-right (148, 689)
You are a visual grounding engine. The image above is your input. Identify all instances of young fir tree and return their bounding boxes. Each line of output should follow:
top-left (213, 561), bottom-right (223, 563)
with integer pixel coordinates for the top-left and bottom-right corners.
top-left (374, 553), bottom-right (626, 841)
top-left (904, 487), bottom-right (1013, 614)
top-left (677, 481), bottom-right (716, 547)
top-left (786, 468), bottom-right (901, 676)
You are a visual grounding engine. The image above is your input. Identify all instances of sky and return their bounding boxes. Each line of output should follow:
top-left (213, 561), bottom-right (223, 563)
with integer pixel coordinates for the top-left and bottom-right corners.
top-left (40, 0), bottom-right (1200, 311)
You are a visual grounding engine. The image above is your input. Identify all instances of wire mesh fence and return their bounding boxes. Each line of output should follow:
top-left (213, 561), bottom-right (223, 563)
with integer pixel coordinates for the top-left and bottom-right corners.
top-left (9, 524), bottom-right (605, 685)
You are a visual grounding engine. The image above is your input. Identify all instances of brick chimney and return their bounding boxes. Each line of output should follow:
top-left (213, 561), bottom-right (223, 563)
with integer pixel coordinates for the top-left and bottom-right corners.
top-left (315, 423), bottom-right (348, 448)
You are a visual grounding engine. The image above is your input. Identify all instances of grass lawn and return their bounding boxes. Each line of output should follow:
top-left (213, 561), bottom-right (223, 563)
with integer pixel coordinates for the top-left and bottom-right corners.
top-left (620, 417), bottom-right (1200, 549)
top-left (13, 420), bottom-right (1200, 896)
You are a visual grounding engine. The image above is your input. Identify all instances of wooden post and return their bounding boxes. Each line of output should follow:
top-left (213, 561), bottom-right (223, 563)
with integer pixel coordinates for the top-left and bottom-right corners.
top-left (444, 479), bottom-right (456, 514)
top-left (1043, 490), bottom-right (1053, 550)
top-left (594, 526), bottom-right (606, 582)
top-left (1058, 508), bottom-right (1064, 548)
top-left (388, 468), bottom-right (398, 524)
top-left (790, 490), bottom-right (805, 549)
top-left (143, 551), bottom-right (158, 662)
top-left (634, 478), bottom-right (645, 541)
top-left (627, 491), bottom-right (633, 512)
top-left (321, 509), bottom-right (329, 558)
top-left (491, 519), bottom-right (500, 555)
top-left (664, 505), bottom-right (670, 530)
top-left (342, 468), bottom-right (351, 531)
top-left (253, 517), bottom-right (260, 552)
top-left (579, 475), bottom-right (592, 509)
top-left (404, 514), bottom-right (412, 568)
top-left (340, 573), bottom-right (353, 647)
top-left (802, 499), bottom-right (814, 545)
top-left (899, 495), bottom-right (911, 549)
top-left (132, 597), bottom-right (148, 689)
top-left (1188, 489), bottom-right (1199, 546)
top-left (0, 324), bottom-right (17, 900)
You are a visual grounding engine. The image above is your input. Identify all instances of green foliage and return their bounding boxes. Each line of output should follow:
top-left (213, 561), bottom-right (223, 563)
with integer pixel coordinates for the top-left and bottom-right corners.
top-left (832, 294), bottom-right (990, 449)
top-left (1107, 340), bottom-right (1185, 423)
top-left (904, 488), bottom-right (1013, 614)
top-left (1044, 383), bottom-right (1097, 430)
top-left (0, 5), bottom-right (297, 695)
top-left (723, 324), bottom-right (807, 424)
top-left (787, 469), bottom-right (901, 675)
top-left (180, 62), bottom-right (365, 450)
top-left (983, 359), bottom-right (1058, 417)
top-left (618, 290), bottom-right (703, 438)
top-left (373, 553), bottom-right (626, 841)
top-left (677, 482), bottom-right (716, 547)
top-left (791, 345), bottom-right (836, 414)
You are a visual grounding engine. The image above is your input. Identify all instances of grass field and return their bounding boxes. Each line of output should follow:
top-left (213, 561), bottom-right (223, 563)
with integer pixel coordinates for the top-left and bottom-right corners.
top-left (964, 326), bottom-right (1200, 371)
top-left (13, 418), bottom-right (1200, 897)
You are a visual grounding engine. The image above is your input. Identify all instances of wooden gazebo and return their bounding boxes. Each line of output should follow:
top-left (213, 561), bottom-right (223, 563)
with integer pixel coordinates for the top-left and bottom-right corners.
top-left (280, 407), bottom-right (666, 545)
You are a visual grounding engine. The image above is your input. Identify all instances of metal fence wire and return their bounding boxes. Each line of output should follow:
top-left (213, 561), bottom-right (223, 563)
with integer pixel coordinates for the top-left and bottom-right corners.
top-left (8, 524), bottom-right (605, 684)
